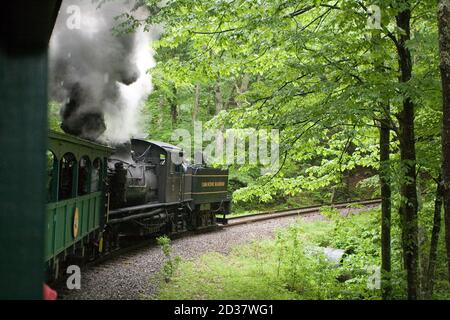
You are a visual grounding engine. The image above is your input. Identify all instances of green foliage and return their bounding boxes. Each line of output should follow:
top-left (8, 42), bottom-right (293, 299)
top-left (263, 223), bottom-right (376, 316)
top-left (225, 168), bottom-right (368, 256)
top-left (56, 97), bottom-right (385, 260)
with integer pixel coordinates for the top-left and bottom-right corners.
top-left (156, 236), bottom-right (181, 283)
top-left (319, 206), bottom-right (341, 221)
top-left (48, 101), bottom-right (62, 132)
top-left (274, 226), bottom-right (340, 298)
top-left (155, 211), bottom-right (380, 300)
top-left (124, 0), bottom-right (441, 208)
top-left (154, 209), bottom-right (450, 300)
top-left (155, 239), bottom-right (342, 300)
top-left (356, 176), bottom-right (381, 198)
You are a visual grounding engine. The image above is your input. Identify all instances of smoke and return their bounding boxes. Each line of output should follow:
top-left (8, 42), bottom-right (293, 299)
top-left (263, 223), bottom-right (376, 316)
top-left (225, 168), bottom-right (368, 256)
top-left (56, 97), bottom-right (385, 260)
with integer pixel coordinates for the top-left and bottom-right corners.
top-left (49, 0), bottom-right (156, 144)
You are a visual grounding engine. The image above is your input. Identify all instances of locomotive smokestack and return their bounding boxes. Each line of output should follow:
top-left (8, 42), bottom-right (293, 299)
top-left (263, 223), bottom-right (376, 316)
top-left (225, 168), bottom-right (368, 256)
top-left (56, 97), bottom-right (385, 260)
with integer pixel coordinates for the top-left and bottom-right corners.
top-left (49, 0), bottom-right (156, 144)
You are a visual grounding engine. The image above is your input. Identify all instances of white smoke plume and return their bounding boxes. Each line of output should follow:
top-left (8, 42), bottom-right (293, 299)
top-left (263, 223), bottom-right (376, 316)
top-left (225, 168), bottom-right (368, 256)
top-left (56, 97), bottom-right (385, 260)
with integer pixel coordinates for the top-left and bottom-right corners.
top-left (49, 0), bottom-right (156, 144)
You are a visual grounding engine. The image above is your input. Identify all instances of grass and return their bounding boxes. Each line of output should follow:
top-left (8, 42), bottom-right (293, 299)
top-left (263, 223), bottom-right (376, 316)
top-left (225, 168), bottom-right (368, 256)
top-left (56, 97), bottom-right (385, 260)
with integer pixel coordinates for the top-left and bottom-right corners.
top-left (156, 248), bottom-right (299, 300)
top-left (152, 209), bottom-right (450, 300)
top-left (153, 210), bottom-right (375, 300)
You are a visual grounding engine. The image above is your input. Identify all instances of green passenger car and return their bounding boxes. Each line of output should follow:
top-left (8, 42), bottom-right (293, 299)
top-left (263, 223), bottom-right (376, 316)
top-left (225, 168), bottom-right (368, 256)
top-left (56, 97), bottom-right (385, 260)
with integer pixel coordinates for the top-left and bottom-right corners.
top-left (45, 130), bottom-right (114, 278)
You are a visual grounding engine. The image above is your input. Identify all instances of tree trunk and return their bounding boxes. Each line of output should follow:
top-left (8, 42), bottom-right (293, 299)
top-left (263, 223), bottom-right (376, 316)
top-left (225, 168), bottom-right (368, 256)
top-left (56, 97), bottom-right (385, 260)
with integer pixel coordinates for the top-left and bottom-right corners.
top-left (214, 81), bottom-right (223, 115)
top-left (372, 29), bottom-right (392, 299)
top-left (170, 86), bottom-right (178, 126)
top-left (227, 85), bottom-right (238, 108)
top-left (240, 74), bottom-right (250, 93)
top-left (192, 84), bottom-right (200, 123)
top-left (423, 177), bottom-right (443, 299)
top-left (158, 94), bottom-right (164, 126)
top-left (396, 5), bottom-right (419, 300)
top-left (214, 80), bottom-right (225, 159)
top-left (230, 74), bottom-right (250, 108)
top-left (329, 186), bottom-right (336, 204)
top-left (170, 101), bottom-right (177, 126)
top-left (438, 0), bottom-right (450, 285)
top-left (380, 110), bottom-right (392, 300)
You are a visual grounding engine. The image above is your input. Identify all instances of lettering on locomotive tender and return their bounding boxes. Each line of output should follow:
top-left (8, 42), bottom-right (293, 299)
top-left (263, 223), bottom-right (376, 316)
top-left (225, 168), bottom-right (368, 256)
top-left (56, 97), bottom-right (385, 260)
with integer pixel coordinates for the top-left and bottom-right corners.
top-left (201, 181), bottom-right (225, 187)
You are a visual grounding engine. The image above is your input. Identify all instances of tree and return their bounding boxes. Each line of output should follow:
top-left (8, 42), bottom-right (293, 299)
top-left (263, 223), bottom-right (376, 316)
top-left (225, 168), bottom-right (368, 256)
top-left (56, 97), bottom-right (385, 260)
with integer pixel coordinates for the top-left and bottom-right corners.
top-left (192, 83), bottom-right (201, 122)
top-left (371, 26), bottom-right (393, 299)
top-left (169, 84), bottom-right (178, 125)
top-left (438, 0), bottom-right (450, 284)
top-left (395, 1), bottom-right (419, 300)
top-left (423, 176), bottom-right (443, 298)
top-left (379, 96), bottom-right (392, 300)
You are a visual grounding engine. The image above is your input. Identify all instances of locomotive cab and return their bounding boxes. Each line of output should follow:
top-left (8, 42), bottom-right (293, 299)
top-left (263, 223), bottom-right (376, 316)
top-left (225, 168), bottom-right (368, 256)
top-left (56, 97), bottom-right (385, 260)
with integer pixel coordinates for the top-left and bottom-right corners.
top-left (131, 139), bottom-right (186, 204)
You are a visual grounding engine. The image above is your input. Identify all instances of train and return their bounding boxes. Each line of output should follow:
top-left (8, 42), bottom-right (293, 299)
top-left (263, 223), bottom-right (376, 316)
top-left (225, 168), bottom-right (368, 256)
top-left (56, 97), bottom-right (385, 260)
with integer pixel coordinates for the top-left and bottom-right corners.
top-left (45, 130), bottom-right (231, 281)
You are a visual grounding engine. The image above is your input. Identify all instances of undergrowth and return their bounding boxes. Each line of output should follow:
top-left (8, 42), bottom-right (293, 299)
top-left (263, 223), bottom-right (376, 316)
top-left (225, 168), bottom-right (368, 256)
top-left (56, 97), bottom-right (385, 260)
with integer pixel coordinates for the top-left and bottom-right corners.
top-left (152, 209), bottom-right (450, 300)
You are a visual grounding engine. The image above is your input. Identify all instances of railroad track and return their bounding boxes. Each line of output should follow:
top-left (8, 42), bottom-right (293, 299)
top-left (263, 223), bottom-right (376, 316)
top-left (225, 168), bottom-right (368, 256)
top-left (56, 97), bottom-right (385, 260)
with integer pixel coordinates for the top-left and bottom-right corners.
top-left (219, 198), bottom-right (381, 227)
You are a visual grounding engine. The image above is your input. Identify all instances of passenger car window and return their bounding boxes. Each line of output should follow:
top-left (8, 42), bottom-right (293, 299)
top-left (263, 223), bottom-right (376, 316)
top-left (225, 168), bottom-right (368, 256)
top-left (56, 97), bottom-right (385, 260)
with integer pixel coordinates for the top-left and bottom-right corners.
top-left (59, 153), bottom-right (76, 200)
top-left (78, 156), bottom-right (91, 196)
top-left (90, 158), bottom-right (101, 192)
top-left (47, 150), bottom-right (57, 202)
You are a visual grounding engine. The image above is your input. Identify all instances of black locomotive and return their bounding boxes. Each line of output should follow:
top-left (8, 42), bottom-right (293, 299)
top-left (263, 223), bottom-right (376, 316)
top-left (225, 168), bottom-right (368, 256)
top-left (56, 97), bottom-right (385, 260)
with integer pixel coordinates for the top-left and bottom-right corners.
top-left (107, 138), bottom-right (231, 236)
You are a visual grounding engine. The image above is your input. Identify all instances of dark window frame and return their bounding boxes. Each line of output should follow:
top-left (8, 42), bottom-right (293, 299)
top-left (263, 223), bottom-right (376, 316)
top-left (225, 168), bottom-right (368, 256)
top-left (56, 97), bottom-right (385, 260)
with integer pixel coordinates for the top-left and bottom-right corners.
top-left (58, 152), bottom-right (77, 200)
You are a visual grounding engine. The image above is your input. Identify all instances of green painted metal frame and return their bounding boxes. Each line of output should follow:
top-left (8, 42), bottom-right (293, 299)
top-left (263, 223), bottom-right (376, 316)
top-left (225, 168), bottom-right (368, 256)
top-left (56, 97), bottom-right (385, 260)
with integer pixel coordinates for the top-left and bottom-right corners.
top-left (0, 0), bottom-right (62, 299)
top-left (45, 192), bottom-right (103, 262)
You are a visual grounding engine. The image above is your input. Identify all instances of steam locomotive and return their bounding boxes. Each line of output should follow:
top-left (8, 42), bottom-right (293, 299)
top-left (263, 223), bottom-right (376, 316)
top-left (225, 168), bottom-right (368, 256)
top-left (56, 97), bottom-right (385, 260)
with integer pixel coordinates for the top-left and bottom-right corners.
top-left (45, 130), bottom-right (230, 280)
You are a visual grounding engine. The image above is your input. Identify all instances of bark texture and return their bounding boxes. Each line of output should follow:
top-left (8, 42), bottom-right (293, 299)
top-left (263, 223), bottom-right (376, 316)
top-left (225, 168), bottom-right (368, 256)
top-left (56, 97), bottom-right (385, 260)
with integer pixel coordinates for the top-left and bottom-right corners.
top-left (214, 81), bottom-right (223, 115)
top-left (438, 0), bottom-right (450, 285)
top-left (396, 5), bottom-right (419, 300)
top-left (380, 111), bottom-right (392, 299)
top-left (193, 84), bottom-right (200, 122)
top-left (423, 178), bottom-right (443, 299)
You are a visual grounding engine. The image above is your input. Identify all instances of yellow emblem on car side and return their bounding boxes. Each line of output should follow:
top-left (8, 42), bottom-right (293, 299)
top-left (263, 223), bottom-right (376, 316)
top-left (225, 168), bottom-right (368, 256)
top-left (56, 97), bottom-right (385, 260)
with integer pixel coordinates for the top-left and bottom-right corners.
top-left (73, 207), bottom-right (79, 239)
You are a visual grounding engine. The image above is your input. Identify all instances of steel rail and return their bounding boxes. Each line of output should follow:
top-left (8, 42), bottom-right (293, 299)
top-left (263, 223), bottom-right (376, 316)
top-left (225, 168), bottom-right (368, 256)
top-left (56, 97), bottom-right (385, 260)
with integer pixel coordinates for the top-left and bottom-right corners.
top-left (222, 198), bottom-right (381, 227)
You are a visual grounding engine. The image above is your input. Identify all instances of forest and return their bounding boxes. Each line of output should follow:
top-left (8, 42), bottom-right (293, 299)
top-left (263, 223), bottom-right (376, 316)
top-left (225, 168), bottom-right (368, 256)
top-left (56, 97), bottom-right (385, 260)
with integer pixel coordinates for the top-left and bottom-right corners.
top-left (47, 0), bottom-right (450, 300)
